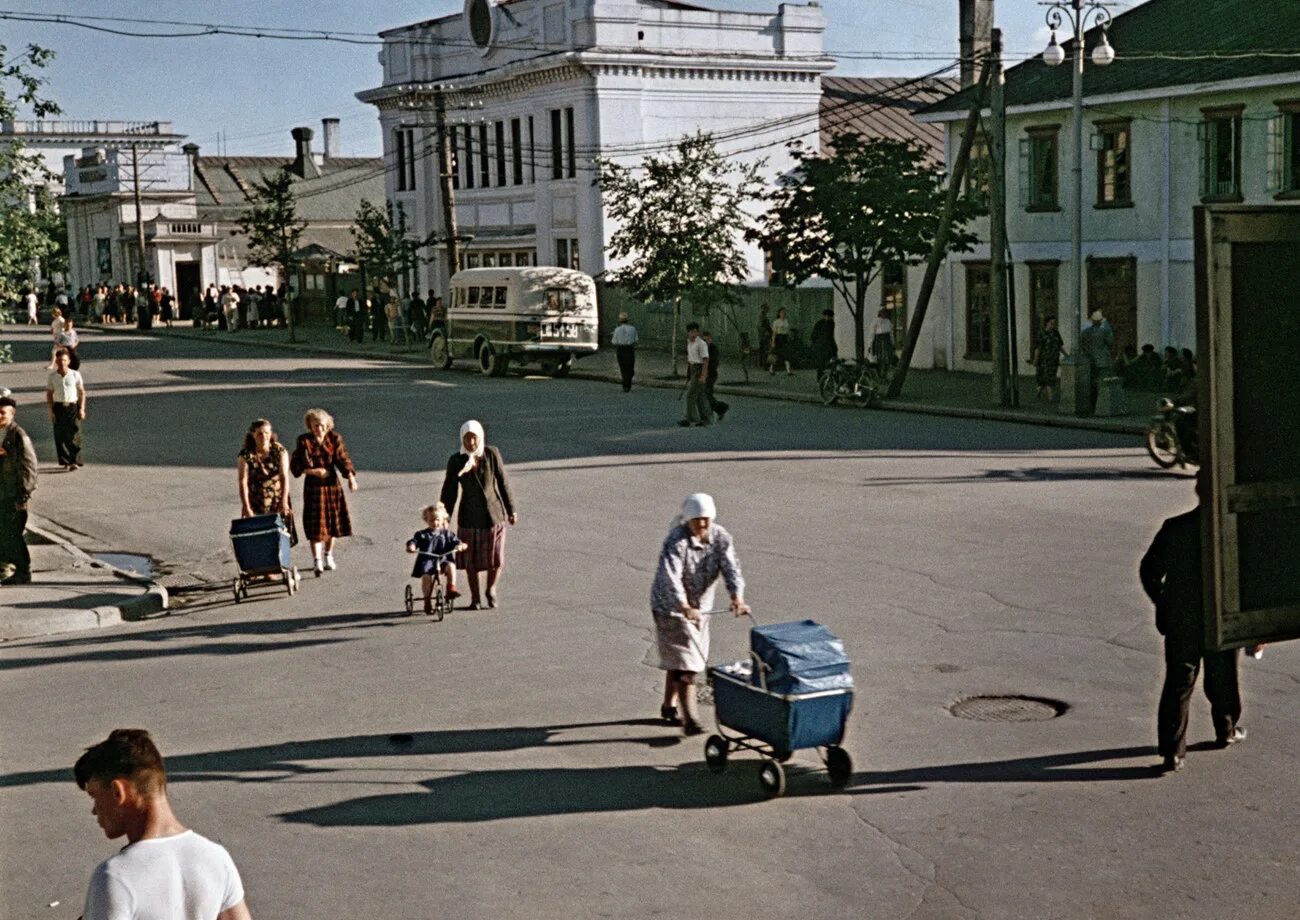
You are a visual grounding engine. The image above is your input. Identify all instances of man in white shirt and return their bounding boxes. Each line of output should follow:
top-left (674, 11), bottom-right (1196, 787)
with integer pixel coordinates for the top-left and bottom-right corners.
top-left (75, 729), bottom-right (253, 920)
top-left (46, 348), bottom-right (86, 470)
top-left (679, 322), bottom-right (711, 427)
top-left (610, 312), bottom-right (639, 392)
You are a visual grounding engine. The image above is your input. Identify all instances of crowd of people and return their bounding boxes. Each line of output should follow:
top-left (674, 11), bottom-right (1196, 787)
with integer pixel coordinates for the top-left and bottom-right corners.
top-left (331, 288), bottom-right (447, 346)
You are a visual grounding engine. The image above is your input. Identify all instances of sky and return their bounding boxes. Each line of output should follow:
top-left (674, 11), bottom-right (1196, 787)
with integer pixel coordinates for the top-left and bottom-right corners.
top-left (0, 1), bottom-right (1064, 157)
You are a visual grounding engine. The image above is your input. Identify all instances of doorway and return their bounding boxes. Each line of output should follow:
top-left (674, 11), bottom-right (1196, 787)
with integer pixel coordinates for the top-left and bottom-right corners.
top-left (1087, 257), bottom-right (1137, 355)
top-left (175, 263), bottom-right (201, 320)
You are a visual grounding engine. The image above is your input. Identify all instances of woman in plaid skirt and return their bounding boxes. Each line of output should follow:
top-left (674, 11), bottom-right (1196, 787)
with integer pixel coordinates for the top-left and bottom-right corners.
top-left (439, 420), bottom-right (517, 610)
top-left (290, 408), bottom-right (358, 576)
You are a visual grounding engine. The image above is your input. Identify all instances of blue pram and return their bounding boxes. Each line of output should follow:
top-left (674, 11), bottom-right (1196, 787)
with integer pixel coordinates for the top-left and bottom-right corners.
top-left (705, 618), bottom-right (854, 797)
top-left (229, 514), bottom-right (299, 603)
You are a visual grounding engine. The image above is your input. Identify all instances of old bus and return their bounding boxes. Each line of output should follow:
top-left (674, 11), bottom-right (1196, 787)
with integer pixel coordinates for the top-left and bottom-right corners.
top-left (430, 266), bottom-right (599, 376)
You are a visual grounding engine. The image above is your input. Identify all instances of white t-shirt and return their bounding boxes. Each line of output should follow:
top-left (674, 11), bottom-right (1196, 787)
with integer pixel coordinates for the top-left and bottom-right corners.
top-left (687, 336), bottom-right (709, 364)
top-left (83, 830), bottom-right (244, 920)
top-left (47, 368), bottom-right (83, 404)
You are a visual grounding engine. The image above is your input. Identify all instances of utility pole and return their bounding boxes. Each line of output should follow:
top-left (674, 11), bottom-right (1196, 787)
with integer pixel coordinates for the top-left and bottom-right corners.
top-left (989, 28), bottom-right (1010, 406)
top-left (888, 61), bottom-right (993, 398)
top-left (130, 142), bottom-right (148, 286)
top-left (433, 86), bottom-right (461, 291)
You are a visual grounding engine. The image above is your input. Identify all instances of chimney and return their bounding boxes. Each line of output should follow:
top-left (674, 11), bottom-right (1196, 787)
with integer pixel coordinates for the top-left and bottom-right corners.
top-left (959, 0), bottom-right (994, 88)
top-left (182, 142), bottom-right (200, 190)
top-left (321, 118), bottom-right (340, 160)
top-left (290, 126), bottom-right (320, 178)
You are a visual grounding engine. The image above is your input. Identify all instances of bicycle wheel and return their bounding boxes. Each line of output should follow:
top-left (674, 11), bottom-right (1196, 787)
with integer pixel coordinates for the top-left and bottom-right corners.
top-left (819, 370), bottom-right (840, 406)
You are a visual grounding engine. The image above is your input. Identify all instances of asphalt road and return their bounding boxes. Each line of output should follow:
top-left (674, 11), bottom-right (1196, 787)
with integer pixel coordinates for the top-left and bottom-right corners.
top-left (1, 328), bottom-right (1296, 920)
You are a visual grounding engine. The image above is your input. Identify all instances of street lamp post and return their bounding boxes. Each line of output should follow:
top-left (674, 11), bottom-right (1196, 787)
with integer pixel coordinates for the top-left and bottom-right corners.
top-left (1042, 1), bottom-right (1114, 415)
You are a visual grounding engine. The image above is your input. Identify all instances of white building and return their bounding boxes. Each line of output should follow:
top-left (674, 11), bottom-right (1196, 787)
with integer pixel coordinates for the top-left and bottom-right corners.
top-left (916, 0), bottom-right (1300, 372)
top-left (358, 0), bottom-right (833, 296)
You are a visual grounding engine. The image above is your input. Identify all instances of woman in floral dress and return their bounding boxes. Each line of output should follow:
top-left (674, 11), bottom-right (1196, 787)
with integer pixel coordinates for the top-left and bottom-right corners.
top-left (236, 419), bottom-right (296, 545)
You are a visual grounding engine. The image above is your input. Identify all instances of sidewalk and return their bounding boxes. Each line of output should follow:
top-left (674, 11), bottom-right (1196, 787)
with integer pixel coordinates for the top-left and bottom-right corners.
top-left (145, 321), bottom-right (1150, 434)
top-left (0, 516), bottom-right (168, 642)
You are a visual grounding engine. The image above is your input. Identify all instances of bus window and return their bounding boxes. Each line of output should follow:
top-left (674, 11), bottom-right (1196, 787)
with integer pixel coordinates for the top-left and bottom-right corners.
top-left (466, 286), bottom-right (480, 306)
top-left (545, 288), bottom-right (577, 312)
top-left (479, 287), bottom-right (495, 307)
top-left (466, 253), bottom-right (481, 268)
top-left (483, 253), bottom-right (497, 267)
top-left (493, 286), bottom-right (508, 308)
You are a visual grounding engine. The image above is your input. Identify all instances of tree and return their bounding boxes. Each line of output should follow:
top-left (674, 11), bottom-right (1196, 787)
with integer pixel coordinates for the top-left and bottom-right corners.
top-left (350, 199), bottom-right (423, 295)
top-left (0, 42), bottom-right (60, 357)
top-left (751, 133), bottom-right (982, 362)
top-left (238, 169), bottom-right (306, 338)
top-left (597, 133), bottom-right (765, 374)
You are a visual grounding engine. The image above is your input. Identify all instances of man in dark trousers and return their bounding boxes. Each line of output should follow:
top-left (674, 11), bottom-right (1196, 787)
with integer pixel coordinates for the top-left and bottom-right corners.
top-left (610, 311), bottom-right (639, 392)
top-left (0, 396), bottom-right (38, 585)
top-left (346, 289), bottom-right (365, 342)
top-left (703, 331), bottom-right (729, 421)
top-left (1139, 477), bottom-right (1246, 773)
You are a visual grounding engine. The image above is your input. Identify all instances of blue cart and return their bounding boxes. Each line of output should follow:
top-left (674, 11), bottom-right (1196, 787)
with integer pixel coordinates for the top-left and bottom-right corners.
top-left (705, 619), bottom-right (854, 797)
top-left (229, 514), bottom-right (299, 603)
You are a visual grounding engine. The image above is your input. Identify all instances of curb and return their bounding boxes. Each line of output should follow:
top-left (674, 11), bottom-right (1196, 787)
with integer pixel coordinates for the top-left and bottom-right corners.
top-left (0, 518), bottom-right (171, 642)
top-left (146, 326), bottom-right (1145, 436)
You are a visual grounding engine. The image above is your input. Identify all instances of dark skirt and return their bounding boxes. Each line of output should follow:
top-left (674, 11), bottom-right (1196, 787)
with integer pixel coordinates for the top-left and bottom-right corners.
top-left (457, 523), bottom-right (505, 571)
top-left (301, 478), bottom-right (351, 542)
top-left (1036, 361), bottom-right (1060, 387)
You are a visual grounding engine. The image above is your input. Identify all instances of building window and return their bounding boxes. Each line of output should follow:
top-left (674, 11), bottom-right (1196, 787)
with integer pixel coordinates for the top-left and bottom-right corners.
top-left (394, 128), bottom-right (416, 192)
top-left (528, 115), bottom-right (536, 183)
top-left (965, 262), bottom-right (992, 360)
top-left (550, 107), bottom-right (575, 180)
top-left (478, 124), bottom-right (490, 188)
top-left (881, 262), bottom-right (907, 345)
top-left (463, 125), bottom-right (475, 189)
top-left (495, 121), bottom-right (507, 187)
top-left (1094, 120), bottom-right (1131, 206)
top-left (1199, 106), bottom-right (1243, 200)
top-left (964, 131), bottom-right (990, 203)
top-left (511, 117), bottom-right (523, 185)
top-left (555, 238), bottom-right (580, 269)
top-left (1019, 126), bottom-right (1059, 211)
top-left (449, 128), bottom-right (460, 190)
top-left (1267, 102), bottom-right (1300, 196)
top-left (1027, 262), bottom-right (1059, 345)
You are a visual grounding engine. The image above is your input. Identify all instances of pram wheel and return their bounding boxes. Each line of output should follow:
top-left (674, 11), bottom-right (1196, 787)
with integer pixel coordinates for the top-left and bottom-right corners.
top-left (774, 748), bottom-right (793, 763)
top-left (826, 746), bottom-right (852, 788)
top-left (704, 735), bottom-right (728, 774)
top-left (403, 584), bottom-right (414, 616)
top-left (758, 760), bottom-right (786, 798)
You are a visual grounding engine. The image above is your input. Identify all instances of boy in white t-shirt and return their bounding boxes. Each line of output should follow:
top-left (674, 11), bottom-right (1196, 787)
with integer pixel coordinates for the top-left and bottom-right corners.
top-left (74, 729), bottom-right (253, 920)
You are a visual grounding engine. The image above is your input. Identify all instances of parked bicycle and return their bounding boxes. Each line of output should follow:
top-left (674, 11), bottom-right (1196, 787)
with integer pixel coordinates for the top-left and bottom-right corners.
top-left (818, 359), bottom-right (884, 408)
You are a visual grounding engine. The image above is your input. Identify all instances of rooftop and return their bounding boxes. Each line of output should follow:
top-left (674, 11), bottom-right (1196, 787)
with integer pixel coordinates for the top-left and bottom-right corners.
top-left (821, 76), bottom-right (958, 163)
top-left (921, 0), bottom-right (1300, 117)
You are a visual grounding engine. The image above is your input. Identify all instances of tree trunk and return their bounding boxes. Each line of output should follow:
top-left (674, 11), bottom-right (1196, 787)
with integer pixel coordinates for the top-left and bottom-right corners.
top-left (670, 295), bottom-right (681, 377)
top-left (854, 281), bottom-right (867, 363)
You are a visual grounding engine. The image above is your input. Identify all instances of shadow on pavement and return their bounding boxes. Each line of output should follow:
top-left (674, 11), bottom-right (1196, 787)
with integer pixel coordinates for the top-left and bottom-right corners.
top-left (851, 745), bottom-right (1160, 786)
top-left (860, 467), bottom-right (1194, 487)
top-left (0, 635), bottom-right (353, 673)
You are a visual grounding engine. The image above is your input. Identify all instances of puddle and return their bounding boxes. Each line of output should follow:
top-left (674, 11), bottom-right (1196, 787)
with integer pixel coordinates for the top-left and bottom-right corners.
top-left (92, 553), bottom-right (157, 579)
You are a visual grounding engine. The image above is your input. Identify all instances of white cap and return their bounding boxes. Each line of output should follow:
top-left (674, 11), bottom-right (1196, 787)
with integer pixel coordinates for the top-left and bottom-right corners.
top-left (681, 493), bottom-right (716, 521)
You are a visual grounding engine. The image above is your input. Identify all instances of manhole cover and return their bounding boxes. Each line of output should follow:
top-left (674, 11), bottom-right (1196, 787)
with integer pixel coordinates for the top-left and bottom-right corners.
top-left (949, 695), bottom-right (1068, 722)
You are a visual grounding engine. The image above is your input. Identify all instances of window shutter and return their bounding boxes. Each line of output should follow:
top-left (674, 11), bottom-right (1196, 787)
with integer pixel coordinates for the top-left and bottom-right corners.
top-left (1266, 114), bottom-right (1284, 192)
top-left (1197, 122), bottom-right (1211, 197)
top-left (1018, 138), bottom-right (1031, 208)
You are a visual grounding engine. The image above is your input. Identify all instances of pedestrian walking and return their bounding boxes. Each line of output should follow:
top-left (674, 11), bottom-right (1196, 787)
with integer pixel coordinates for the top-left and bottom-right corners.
top-left (651, 492), bottom-right (749, 735)
top-left (46, 349), bottom-right (86, 470)
top-left (810, 308), bottom-right (838, 376)
top-left (385, 293), bottom-right (406, 345)
top-left (610, 311), bottom-right (639, 392)
top-left (1140, 477), bottom-right (1246, 774)
top-left (333, 291), bottom-right (349, 330)
top-left (428, 292), bottom-right (447, 332)
top-left (1079, 309), bottom-right (1115, 412)
top-left (236, 419), bottom-right (296, 546)
top-left (768, 307), bottom-right (792, 375)
top-left (439, 420), bottom-right (518, 610)
top-left (871, 309), bottom-right (895, 370)
top-left (290, 408), bottom-right (358, 577)
top-left (220, 286), bottom-right (240, 332)
top-left (92, 285), bottom-right (107, 324)
top-left (23, 287), bottom-right (38, 325)
top-left (346, 290), bottom-right (365, 342)
top-left (74, 729), bottom-right (254, 920)
top-left (0, 396), bottom-right (37, 585)
top-left (405, 502), bottom-right (463, 615)
top-left (407, 290), bottom-right (427, 340)
top-left (369, 292), bottom-right (388, 342)
top-left (679, 323), bottom-right (711, 427)
top-left (1029, 316), bottom-right (1067, 402)
top-left (703, 331), bottom-right (729, 420)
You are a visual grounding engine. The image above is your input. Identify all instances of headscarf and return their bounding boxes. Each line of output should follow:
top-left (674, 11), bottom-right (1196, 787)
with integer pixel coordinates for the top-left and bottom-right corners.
top-left (674, 492), bottom-right (717, 529)
top-left (459, 419), bottom-right (485, 475)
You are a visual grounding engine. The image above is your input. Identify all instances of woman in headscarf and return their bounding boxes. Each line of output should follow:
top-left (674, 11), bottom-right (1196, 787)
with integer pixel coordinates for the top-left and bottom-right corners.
top-left (650, 493), bottom-right (749, 736)
top-left (290, 408), bottom-right (358, 576)
top-left (439, 420), bottom-right (517, 610)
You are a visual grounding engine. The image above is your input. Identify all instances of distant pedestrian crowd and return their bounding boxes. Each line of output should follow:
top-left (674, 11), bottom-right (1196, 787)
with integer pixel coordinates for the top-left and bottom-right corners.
top-left (331, 287), bottom-right (445, 346)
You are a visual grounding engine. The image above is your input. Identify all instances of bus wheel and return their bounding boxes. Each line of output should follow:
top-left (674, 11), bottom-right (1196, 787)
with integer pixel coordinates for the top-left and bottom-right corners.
top-left (429, 331), bottom-right (452, 369)
top-left (551, 357), bottom-right (572, 378)
top-left (478, 343), bottom-right (507, 376)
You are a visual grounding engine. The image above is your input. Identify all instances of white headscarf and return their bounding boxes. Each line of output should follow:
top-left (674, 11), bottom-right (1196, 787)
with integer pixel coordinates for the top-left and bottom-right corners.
top-left (459, 419), bottom-right (485, 475)
top-left (674, 492), bottom-right (717, 529)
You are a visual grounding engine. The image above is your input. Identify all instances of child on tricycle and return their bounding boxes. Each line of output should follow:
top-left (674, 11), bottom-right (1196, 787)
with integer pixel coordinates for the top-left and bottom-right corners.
top-left (406, 502), bottom-right (462, 616)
